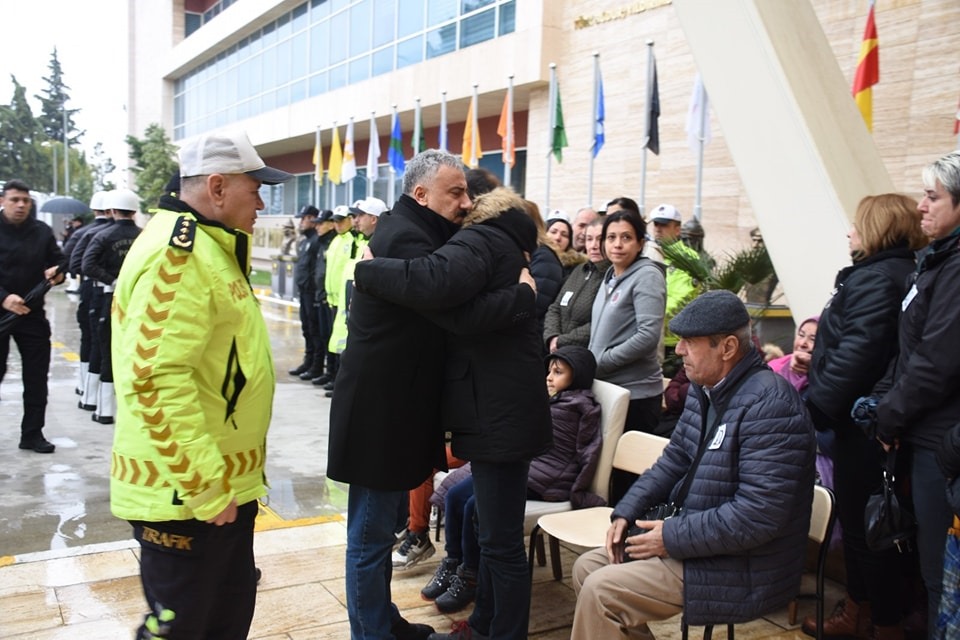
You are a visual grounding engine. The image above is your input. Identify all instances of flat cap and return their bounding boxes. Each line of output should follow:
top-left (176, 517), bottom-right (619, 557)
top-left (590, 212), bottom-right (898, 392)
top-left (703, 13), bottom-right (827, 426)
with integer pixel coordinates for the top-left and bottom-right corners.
top-left (668, 290), bottom-right (750, 337)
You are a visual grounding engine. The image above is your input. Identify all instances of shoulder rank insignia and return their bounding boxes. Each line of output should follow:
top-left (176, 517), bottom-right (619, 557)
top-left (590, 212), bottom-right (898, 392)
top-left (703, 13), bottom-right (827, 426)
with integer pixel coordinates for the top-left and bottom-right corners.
top-left (169, 216), bottom-right (196, 252)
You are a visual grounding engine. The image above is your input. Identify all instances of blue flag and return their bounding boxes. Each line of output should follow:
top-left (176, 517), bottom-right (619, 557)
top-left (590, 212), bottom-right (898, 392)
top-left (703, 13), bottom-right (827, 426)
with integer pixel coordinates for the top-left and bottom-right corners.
top-left (593, 72), bottom-right (605, 158)
top-left (389, 115), bottom-right (405, 174)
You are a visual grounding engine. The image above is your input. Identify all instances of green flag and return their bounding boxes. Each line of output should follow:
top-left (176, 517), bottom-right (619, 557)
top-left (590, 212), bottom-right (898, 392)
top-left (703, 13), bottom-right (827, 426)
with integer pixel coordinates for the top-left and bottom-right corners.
top-left (552, 84), bottom-right (568, 162)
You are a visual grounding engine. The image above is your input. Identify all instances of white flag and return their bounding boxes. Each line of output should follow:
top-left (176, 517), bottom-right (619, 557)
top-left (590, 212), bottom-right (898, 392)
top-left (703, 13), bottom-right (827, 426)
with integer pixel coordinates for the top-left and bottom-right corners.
top-left (367, 115), bottom-right (381, 181)
top-left (342, 119), bottom-right (358, 182)
top-left (685, 74), bottom-right (712, 153)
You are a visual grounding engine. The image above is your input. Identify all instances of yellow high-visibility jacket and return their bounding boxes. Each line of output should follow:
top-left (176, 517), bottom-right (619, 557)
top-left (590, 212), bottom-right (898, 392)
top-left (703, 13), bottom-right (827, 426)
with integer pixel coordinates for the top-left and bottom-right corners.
top-left (110, 205), bottom-right (274, 522)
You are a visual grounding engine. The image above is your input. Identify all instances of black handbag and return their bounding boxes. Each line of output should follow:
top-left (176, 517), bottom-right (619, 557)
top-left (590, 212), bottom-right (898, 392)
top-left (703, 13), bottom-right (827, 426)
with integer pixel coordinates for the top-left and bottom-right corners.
top-left (864, 448), bottom-right (916, 553)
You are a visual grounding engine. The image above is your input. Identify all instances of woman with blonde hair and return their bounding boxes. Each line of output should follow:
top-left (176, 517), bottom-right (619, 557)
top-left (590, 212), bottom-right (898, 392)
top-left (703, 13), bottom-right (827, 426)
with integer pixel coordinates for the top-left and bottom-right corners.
top-left (804, 193), bottom-right (927, 640)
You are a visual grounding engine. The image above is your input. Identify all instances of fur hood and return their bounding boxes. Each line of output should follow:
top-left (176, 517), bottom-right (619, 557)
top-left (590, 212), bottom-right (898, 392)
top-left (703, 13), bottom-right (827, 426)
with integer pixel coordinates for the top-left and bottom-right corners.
top-left (462, 187), bottom-right (539, 254)
top-left (558, 248), bottom-right (587, 269)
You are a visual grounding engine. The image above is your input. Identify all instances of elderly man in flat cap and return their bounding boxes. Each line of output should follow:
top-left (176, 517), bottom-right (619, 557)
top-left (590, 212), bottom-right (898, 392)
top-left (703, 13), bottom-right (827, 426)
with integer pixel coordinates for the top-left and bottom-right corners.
top-left (571, 290), bottom-right (815, 639)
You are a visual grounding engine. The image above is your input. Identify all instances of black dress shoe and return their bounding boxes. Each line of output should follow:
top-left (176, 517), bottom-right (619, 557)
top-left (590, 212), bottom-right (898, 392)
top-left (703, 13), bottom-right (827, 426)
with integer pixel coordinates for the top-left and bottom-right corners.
top-left (392, 618), bottom-right (435, 640)
top-left (299, 369), bottom-right (323, 381)
top-left (312, 374), bottom-right (332, 386)
top-left (288, 362), bottom-right (310, 376)
top-left (93, 414), bottom-right (114, 425)
top-left (19, 437), bottom-right (55, 453)
top-left (323, 381), bottom-right (335, 391)
top-left (324, 390), bottom-right (334, 398)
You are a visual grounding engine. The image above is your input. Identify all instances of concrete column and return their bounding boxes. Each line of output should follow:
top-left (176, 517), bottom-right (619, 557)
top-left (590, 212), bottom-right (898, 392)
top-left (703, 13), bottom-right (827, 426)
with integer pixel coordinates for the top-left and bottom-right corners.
top-left (673, 0), bottom-right (895, 320)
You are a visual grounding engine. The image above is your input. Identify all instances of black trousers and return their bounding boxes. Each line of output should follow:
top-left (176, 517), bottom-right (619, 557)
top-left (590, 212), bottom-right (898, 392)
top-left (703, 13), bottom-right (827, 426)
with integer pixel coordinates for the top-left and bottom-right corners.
top-left (316, 299), bottom-right (333, 373)
top-left (132, 500), bottom-right (259, 640)
top-left (87, 287), bottom-right (104, 375)
top-left (76, 279), bottom-right (93, 362)
top-left (98, 293), bottom-right (114, 383)
top-left (0, 312), bottom-right (52, 440)
top-left (297, 286), bottom-right (321, 370)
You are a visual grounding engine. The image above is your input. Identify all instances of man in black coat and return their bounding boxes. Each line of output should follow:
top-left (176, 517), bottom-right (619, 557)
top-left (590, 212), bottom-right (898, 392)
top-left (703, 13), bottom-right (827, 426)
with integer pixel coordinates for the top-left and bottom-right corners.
top-left (289, 204), bottom-right (323, 379)
top-left (327, 150), bottom-right (533, 640)
top-left (0, 180), bottom-right (66, 452)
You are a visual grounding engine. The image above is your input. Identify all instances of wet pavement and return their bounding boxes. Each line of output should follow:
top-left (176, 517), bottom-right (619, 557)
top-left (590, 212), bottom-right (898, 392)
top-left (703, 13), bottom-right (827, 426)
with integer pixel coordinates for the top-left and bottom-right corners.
top-left (0, 282), bottom-right (825, 639)
top-left (0, 284), bottom-right (343, 558)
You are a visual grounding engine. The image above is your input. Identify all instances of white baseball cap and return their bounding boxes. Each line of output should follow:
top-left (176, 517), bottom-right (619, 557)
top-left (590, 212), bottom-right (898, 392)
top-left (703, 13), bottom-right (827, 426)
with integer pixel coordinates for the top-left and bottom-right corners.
top-left (179, 130), bottom-right (293, 185)
top-left (546, 208), bottom-right (570, 222)
top-left (349, 197), bottom-right (389, 217)
top-left (651, 203), bottom-right (682, 224)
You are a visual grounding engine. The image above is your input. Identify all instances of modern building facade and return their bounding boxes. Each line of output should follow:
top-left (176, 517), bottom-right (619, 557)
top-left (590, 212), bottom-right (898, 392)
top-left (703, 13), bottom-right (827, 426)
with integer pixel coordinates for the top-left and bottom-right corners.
top-left (129, 0), bottom-right (960, 277)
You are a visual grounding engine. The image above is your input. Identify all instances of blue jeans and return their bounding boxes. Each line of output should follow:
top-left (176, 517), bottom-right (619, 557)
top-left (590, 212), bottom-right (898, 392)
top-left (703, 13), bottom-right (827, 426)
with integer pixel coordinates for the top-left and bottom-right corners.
top-left (468, 459), bottom-right (531, 640)
top-left (345, 485), bottom-right (408, 640)
top-left (443, 476), bottom-right (480, 569)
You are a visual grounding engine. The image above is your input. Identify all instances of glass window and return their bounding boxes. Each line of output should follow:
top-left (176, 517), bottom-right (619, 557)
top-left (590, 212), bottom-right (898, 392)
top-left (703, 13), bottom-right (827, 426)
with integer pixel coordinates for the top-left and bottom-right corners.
top-left (398, 0), bottom-right (423, 38)
top-left (372, 46), bottom-right (394, 76)
top-left (397, 35), bottom-right (422, 68)
top-left (349, 56), bottom-right (370, 83)
top-left (499, 0), bottom-right (515, 35)
top-left (292, 3), bottom-right (309, 31)
top-left (262, 88), bottom-right (276, 113)
top-left (262, 20), bottom-right (278, 46)
top-left (426, 24), bottom-right (456, 59)
top-left (349, 0), bottom-right (371, 57)
top-left (330, 10), bottom-right (348, 63)
top-left (311, 0), bottom-right (330, 21)
top-left (291, 32), bottom-right (307, 78)
top-left (291, 79), bottom-right (308, 102)
top-left (329, 63), bottom-right (347, 90)
top-left (262, 46), bottom-right (278, 90)
top-left (331, 0), bottom-right (350, 10)
top-left (461, 0), bottom-right (493, 12)
top-left (427, 0), bottom-right (457, 26)
top-left (275, 85), bottom-right (290, 108)
top-left (373, 0), bottom-right (396, 47)
top-left (276, 39), bottom-right (292, 85)
top-left (277, 12), bottom-right (292, 39)
top-left (185, 13), bottom-right (202, 37)
top-left (460, 8), bottom-right (493, 47)
top-left (248, 30), bottom-right (263, 55)
top-left (310, 21), bottom-right (330, 71)
top-left (309, 72), bottom-right (328, 96)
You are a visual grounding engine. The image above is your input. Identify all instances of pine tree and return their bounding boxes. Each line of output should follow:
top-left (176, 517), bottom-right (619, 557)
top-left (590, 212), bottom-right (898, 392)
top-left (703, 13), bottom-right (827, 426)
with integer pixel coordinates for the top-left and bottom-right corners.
top-left (126, 124), bottom-right (179, 212)
top-left (35, 48), bottom-right (82, 146)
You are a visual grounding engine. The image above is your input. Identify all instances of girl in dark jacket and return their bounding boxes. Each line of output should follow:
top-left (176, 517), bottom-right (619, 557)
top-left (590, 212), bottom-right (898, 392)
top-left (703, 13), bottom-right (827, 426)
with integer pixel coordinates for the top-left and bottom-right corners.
top-left (805, 193), bottom-right (927, 639)
top-left (421, 345), bottom-right (603, 616)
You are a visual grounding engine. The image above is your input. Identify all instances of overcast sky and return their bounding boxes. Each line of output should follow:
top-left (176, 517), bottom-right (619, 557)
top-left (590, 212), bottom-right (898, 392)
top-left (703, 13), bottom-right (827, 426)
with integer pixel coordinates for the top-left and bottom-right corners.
top-left (1, 0), bottom-right (129, 186)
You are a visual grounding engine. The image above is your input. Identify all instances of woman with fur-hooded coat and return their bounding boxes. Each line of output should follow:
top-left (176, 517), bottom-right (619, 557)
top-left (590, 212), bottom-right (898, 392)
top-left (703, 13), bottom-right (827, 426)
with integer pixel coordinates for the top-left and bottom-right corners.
top-left (355, 186), bottom-right (553, 639)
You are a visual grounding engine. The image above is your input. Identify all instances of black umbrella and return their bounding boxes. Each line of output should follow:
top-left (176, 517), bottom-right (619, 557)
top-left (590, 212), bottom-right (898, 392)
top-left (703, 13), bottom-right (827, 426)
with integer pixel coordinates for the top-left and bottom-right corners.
top-left (39, 197), bottom-right (90, 216)
top-left (0, 280), bottom-right (52, 335)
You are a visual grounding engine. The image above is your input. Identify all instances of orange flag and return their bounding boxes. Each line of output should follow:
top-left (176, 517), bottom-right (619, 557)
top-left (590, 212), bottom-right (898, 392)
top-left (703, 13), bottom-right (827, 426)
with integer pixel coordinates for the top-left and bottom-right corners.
top-left (852, 3), bottom-right (879, 131)
top-left (497, 92), bottom-right (514, 167)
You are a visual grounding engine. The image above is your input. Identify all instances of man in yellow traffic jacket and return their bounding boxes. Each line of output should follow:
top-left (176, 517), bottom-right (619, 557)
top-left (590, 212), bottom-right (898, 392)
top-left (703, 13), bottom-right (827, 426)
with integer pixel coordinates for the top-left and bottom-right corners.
top-left (110, 130), bottom-right (291, 640)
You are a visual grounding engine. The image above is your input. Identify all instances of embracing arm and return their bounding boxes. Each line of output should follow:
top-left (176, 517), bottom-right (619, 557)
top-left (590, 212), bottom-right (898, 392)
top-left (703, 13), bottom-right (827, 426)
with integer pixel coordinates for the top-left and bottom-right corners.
top-left (354, 232), bottom-right (493, 310)
top-left (422, 282), bottom-right (537, 335)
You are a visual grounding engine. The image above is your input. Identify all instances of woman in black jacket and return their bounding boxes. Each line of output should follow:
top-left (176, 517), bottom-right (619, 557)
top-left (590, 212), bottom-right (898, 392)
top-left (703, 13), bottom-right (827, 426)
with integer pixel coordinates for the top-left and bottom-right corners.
top-left (354, 187), bottom-right (552, 640)
top-left (804, 193), bottom-right (927, 639)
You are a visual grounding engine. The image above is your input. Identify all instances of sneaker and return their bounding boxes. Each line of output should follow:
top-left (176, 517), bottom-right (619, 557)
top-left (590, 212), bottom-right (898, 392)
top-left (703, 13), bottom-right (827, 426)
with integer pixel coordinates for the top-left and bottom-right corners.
top-left (421, 557), bottom-right (460, 600)
top-left (434, 566), bottom-right (477, 613)
top-left (394, 527), bottom-right (409, 550)
top-left (392, 530), bottom-right (435, 570)
top-left (426, 621), bottom-right (489, 640)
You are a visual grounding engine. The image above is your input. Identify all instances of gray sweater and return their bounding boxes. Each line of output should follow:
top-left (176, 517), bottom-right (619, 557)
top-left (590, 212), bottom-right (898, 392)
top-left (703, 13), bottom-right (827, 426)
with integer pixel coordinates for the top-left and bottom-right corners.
top-left (588, 257), bottom-right (665, 399)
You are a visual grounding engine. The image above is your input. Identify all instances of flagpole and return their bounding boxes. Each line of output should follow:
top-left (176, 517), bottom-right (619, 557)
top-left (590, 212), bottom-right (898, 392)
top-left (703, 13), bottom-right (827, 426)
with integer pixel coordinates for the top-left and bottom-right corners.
top-left (505, 75), bottom-right (514, 187)
top-left (471, 83), bottom-right (480, 168)
top-left (414, 97), bottom-right (422, 155)
top-left (588, 52), bottom-right (600, 207)
top-left (440, 91), bottom-right (448, 152)
top-left (315, 125), bottom-right (322, 207)
top-left (368, 111), bottom-right (376, 195)
top-left (388, 105), bottom-right (398, 205)
top-left (329, 120), bottom-right (337, 210)
top-left (693, 80), bottom-right (708, 221)
top-left (546, 63), bottom-right (557, 210)
top-left (640, 40), bottom-right (654, 217)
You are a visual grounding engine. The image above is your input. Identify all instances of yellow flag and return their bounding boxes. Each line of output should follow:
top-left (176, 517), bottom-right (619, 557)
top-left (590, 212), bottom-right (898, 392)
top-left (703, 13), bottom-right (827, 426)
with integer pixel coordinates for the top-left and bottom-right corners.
top-left (328, 125), bottom-right (343, 185)
top-left (312, 137), bottom-right (323, 185)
